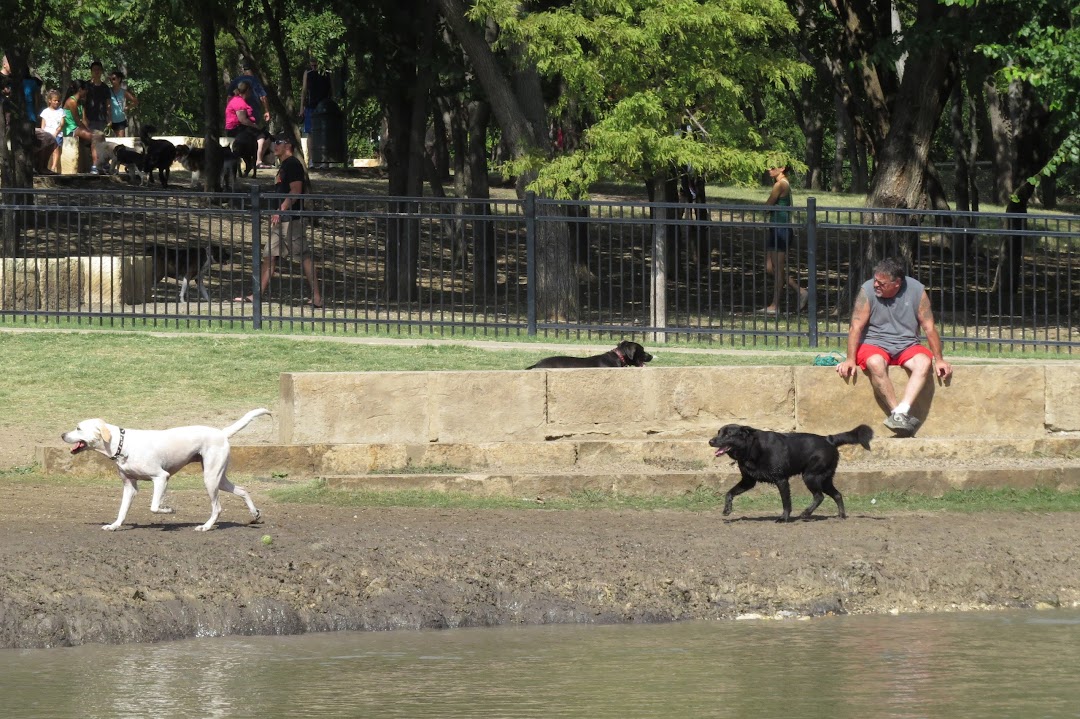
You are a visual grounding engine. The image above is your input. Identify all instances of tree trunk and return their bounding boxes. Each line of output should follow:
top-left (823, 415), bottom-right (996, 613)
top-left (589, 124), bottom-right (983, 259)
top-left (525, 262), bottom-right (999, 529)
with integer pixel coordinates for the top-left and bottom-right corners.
top-left (950, 81), bottom-right (971, 213)
top-left (0, 49), bottom-right (37, 255)
top-left (996, 86), bottom-right (1052, 297)
top-left (437, 0), bottom-right (576, 322)
top-left (851, 3), bottom-right (958, 305)
top-left (230, 0), bottom-right (303, 149)
top-left (462, 100), bottom-right (498, 295)
top-left (823, 0), bottom-right (898, 156)
top-left (198, 6), bottom-right (223, 192)
top-left (865, 31), bottom-right (956, 208)
top-left (796, 79), bottom-right (826, 190)
top-left (831, 93), bottom-right (850, 192)
top-left (985, 79), bottom-right (1015, 206)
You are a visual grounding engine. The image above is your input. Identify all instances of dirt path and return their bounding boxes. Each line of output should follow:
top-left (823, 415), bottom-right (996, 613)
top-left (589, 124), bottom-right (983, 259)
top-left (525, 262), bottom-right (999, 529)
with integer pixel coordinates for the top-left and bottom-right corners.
top-left (1, 476), bottom-right (1076, 649)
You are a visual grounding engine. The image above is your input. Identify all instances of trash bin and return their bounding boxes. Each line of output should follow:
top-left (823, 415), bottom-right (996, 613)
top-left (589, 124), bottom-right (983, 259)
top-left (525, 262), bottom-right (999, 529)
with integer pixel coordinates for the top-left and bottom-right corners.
top-left (309, 98), bottom-right (345, 166)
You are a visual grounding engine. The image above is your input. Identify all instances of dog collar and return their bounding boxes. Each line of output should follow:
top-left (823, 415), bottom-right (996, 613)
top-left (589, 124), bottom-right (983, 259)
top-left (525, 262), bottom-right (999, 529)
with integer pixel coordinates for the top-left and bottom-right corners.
top-left (111, 428), bottom-right (126, 461)
top-left (613, 348), bottom-right (628, 366)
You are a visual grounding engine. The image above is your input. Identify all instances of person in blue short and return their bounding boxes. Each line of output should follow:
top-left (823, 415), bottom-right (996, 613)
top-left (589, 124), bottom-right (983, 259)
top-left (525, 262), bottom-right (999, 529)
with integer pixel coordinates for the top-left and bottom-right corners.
top-left (762, 165), bottom-right (808, 314)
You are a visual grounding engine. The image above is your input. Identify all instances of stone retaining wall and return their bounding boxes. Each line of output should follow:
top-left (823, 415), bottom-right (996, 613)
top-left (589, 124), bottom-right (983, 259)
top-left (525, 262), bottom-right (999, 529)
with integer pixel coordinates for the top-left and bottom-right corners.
top-left (1, 257), bottom-right (156, 308)
top-left (279, 364), bottom-right (1080, 444)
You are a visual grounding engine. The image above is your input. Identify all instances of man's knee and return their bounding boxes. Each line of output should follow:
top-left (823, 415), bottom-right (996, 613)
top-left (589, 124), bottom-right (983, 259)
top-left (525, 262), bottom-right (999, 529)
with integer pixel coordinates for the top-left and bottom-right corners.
top-left (905, 352), bottom-right (932, 374)
top-left (863, 353), bottom-right (888, 375)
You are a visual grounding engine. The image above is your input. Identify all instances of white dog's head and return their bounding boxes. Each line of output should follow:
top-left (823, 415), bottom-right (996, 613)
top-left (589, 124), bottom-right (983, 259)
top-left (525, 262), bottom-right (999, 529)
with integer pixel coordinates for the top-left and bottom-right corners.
top-left (61, 419), bottom-right (112, 455)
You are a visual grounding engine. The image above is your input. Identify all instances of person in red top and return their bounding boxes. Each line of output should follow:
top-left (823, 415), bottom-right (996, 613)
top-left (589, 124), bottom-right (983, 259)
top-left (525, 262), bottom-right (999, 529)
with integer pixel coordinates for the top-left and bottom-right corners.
top-left (234, 135), bottom-right (323, 308)
top-left (224, 82), bottom-right (256, 136)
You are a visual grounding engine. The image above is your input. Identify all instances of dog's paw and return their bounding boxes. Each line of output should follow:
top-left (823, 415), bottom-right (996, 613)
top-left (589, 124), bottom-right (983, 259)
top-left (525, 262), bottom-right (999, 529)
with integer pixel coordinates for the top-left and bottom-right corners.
top-left (101, 523), bottom-right (121, 531)
top-left (151, 507), bottom-right (175, 514)
top-left (250, 510), bottom-right (262, 524)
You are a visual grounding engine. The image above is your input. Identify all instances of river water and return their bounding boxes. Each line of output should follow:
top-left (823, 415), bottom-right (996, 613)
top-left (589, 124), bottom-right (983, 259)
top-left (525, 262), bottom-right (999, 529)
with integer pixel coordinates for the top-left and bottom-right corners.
top-left (3, 609), bottom-right (1078, 718)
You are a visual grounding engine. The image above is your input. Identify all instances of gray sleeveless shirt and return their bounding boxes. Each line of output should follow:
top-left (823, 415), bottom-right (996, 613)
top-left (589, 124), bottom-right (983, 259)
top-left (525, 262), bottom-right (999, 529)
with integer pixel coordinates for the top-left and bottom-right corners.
top-left (860, 276), bottom-right (925, 356)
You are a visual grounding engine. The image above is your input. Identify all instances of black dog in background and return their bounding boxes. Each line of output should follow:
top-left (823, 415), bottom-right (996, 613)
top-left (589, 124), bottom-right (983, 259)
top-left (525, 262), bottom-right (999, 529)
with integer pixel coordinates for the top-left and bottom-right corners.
top-left (709, 424), bottom-right (873, 522)
top-left (230, 126), bottom-right (272, 177)
top-left (527, 340), bottom-right (653, 369)
top-left (140, 125), bottom-right (177, 187)
top-left (113, 145), bottom-right (147, 184)
top-left (174, 144), bottom-right (240, 191)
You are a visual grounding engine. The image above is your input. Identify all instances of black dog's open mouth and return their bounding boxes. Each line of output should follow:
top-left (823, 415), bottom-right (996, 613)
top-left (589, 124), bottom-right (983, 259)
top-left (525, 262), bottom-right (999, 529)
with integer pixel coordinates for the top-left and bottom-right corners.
top-left (713, 445), bottom-right (730, 457)
top-left (70, 441), bottom-right (87, 455)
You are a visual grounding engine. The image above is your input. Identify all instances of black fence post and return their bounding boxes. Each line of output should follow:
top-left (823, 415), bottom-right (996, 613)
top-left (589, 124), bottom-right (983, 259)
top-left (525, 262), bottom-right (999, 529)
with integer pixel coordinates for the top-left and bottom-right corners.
top-left (525, 190), bottom-right (537, 336)
top-left (250, 184), bottom-right (262, 330)
top-left (807, 196), bottom-right (818, 348)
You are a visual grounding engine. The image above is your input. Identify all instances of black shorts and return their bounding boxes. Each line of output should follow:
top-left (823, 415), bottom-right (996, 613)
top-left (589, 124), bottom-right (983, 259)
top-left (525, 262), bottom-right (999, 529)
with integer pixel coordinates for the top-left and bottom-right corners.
top-left (226, 127), bottom-right (242, 138)
top-left (111, 120), bottom-right (128, 133)
top-left (766, 227), bottom-right (792, 252)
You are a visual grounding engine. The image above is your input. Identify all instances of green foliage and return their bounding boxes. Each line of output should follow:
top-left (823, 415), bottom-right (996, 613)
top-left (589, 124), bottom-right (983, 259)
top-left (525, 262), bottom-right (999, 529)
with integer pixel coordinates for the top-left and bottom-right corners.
top-left (949, 0), bottom-right (1080, 189)
top-left (473, 0), bottom-right (810, 198)
top-left (288, 9), bottom-right (348, 68)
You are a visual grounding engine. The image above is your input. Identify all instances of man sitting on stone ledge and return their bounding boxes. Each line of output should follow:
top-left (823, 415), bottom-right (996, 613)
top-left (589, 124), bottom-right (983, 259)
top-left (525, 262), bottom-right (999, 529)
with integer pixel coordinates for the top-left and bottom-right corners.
top-left (835, 257), bottom-right (952, 436)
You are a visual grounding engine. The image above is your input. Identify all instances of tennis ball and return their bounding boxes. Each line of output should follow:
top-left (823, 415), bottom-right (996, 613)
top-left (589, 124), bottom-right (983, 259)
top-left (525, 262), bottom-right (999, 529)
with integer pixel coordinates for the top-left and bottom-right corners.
top-left (261, 534), bottom-right (273, 545)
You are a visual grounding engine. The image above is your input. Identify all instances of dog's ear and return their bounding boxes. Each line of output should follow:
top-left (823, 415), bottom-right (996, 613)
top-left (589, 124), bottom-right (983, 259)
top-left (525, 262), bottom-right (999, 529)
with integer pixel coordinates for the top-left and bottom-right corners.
top-left (732, 425), bottom-right (755, 442)
top-left (96, 421), bottom-right (112, 446)
top-left (618, 341), bottom-right (636, 361)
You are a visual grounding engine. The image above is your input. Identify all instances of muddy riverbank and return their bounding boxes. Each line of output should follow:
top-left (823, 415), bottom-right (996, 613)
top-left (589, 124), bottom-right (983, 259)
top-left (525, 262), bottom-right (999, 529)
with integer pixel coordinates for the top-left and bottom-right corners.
top-left (1, 478), bottom-right (1076, 649)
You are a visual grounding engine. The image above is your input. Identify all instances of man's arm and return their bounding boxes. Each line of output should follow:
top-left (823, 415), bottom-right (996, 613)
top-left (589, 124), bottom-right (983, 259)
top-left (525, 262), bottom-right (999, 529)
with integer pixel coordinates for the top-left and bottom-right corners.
top-left (836, 287), bottom-right (870, 380)
top-left (917, 290), bottom-right (953, 379)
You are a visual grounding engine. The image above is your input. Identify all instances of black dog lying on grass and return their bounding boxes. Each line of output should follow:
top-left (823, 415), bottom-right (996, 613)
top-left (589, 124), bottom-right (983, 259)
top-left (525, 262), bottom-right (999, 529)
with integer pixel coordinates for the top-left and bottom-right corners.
top-left (527, 340), bottom-right (653, 369)
top-left (709, 423), bottom-right (873, 522)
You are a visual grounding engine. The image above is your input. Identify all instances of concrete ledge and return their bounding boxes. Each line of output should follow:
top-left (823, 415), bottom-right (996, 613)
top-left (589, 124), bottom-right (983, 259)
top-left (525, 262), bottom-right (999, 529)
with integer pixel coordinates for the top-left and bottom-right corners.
top-left (40, 435), bottom-right (1080, 479)
top-left (1, 257), bottom-right (157, 309)
top-left (795, 364), bottom-right (1045, 438)
top-left (280, 365), bottom-right (1080, 444)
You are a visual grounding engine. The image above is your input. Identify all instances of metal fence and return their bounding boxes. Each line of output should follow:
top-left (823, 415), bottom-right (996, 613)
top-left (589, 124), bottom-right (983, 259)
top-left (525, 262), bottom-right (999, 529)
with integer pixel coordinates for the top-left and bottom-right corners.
top-left (2, 185), bottom-right (1078, 353)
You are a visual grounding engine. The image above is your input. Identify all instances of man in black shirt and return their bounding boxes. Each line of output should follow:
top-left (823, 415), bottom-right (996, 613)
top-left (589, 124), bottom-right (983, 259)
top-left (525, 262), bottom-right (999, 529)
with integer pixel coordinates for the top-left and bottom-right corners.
top-left (85, 61), bottom-right (111, 133)
top-left (235, 135), bottom-right (323, 308)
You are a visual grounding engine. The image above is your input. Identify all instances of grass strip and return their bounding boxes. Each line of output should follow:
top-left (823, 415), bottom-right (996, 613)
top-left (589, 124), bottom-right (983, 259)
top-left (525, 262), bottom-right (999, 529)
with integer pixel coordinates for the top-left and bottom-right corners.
top-left (267, 479), bottom-right (1080, 514)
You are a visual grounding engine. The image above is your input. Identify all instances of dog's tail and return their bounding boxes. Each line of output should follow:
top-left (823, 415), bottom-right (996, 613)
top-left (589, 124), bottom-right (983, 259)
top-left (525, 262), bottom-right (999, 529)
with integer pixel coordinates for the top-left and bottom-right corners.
top-left (223, 408), bottom-right (272, 437)
top-left (827, 424), bottom-right (873, 451)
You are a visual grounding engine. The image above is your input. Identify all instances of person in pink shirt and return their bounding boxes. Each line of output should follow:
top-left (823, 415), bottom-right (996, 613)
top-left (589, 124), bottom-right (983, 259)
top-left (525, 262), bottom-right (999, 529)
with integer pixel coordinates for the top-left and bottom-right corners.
top-left (224, 81), bottom-right (256, 136)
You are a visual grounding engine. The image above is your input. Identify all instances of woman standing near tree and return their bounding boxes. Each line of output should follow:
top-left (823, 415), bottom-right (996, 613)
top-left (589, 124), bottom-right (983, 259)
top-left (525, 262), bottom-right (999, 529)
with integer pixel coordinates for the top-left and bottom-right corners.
top-left (762, 165), bottom-right (807, 314)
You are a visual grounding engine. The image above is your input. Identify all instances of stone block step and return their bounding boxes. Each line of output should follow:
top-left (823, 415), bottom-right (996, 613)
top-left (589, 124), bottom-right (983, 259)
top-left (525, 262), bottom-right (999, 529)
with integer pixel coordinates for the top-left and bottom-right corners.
top-left (324, 461), bottom-right (1080, 498)
top-left (38, 434), bottom-right (1080, 480)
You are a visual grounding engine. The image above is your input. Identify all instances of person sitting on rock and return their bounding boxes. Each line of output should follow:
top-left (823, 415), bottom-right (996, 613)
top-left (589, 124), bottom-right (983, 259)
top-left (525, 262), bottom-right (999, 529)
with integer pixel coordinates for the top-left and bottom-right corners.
top-left (835, 257), bottom-right (952, 437)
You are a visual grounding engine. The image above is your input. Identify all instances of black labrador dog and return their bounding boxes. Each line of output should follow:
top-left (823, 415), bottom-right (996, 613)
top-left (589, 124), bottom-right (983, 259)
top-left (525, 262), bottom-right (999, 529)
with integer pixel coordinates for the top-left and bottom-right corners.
top-left (709, 423), bottom-right (873, 522)
top-left (231, 126), bottom-right (273, 177)
top-left (527, 340), bottom-right (653, 369)
top-left (140, 125), bottom-right (177, 187)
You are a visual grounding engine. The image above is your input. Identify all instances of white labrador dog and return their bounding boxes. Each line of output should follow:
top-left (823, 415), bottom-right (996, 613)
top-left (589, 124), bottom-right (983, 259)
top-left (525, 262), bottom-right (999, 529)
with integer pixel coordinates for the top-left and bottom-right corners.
top-left (61, 408), bottom-right (270, 531)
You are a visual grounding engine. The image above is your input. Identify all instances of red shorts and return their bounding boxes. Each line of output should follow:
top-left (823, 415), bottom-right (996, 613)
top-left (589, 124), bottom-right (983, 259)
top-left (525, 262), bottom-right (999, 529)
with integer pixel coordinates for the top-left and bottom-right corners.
top-left (856, 343), bottom-right (932, 370)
